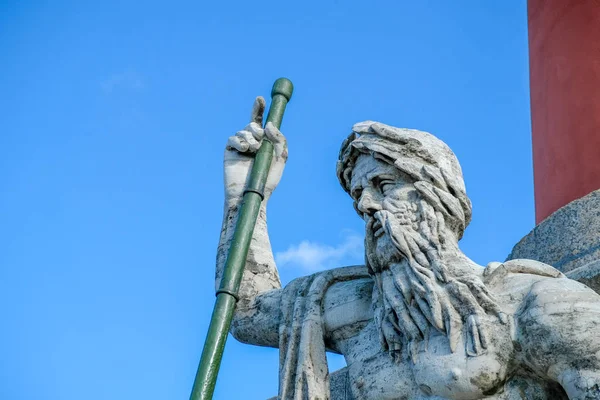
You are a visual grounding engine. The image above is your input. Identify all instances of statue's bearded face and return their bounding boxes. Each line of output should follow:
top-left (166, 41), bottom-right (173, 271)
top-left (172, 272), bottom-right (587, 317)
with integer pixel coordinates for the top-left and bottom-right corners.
top-left (350, 154), bottom-right (421, 270)
top-left (345, 138), bottom-right (500, 360)
top-left (349, 153), bottom-right (501, 359)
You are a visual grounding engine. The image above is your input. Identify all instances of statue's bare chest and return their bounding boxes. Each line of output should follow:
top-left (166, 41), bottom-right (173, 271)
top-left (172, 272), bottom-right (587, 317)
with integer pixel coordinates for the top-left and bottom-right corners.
top-left (325, 279), bottom-right (509, 398)
top-left (341, 322), bottom-right (563, 400)
top-left (343, 322), bottom-right (504, 399)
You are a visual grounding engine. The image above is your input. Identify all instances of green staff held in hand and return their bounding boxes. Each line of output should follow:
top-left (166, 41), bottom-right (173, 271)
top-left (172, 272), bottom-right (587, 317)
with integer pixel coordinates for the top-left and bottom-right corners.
top-left (190, 78), bottom-right (293, 400)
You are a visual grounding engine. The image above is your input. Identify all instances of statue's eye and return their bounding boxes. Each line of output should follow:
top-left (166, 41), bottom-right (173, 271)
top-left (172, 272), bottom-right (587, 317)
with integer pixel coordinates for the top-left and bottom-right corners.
top-left (381, 180), bottom-right (395, 193)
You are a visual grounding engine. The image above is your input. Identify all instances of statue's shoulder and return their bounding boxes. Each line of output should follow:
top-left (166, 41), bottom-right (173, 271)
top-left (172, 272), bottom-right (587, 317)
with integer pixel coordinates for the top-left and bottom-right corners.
top-left (284, 265), bottom-right (370, 292)
top-left (483, 259), bottom-right (573, 317)
top-left (281, 265), bottom-right (371, 311)
top-left (483, 258), bottom-right (565, 287)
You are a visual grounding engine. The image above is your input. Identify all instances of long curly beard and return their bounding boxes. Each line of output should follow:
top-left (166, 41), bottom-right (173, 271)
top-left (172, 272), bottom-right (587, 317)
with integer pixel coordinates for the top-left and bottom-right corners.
top-left (365, 198), bottom-right (506, 362)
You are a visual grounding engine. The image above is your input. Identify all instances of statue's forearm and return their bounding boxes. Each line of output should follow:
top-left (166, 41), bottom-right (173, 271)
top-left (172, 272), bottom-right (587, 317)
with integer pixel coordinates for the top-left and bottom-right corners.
top-left (216, 199), bottom-right (282, 347)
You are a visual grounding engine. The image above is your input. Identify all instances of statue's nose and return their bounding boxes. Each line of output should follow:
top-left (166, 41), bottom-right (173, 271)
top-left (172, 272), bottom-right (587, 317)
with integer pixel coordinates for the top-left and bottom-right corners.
top-left (357, 188), bottom-right (382, 216)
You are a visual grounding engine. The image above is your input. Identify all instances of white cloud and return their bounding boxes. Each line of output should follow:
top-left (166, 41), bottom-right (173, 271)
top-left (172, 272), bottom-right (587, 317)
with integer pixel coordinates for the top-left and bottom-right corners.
top-left (275, 232), bottom-right (364, 272)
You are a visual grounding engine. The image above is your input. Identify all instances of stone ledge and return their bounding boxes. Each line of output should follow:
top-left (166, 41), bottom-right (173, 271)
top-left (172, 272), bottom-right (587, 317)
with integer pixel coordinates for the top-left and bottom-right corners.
top-left (507, 188), bottom-right (600, 276)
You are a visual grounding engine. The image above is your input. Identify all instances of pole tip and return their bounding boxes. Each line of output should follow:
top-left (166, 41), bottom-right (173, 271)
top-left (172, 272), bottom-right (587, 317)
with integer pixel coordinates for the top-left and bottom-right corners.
top-left (271, 78), bottom-right (293, 102)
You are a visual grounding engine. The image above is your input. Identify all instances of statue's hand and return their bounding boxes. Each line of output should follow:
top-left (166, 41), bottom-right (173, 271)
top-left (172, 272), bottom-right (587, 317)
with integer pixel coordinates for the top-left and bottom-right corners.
top-left (224, 96), bottom-right (288, 205)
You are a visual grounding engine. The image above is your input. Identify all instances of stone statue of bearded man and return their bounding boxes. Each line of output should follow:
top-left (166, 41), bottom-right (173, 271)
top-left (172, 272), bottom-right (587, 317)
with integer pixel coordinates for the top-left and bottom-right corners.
top-left (217, 98), bottom-right (600, 400)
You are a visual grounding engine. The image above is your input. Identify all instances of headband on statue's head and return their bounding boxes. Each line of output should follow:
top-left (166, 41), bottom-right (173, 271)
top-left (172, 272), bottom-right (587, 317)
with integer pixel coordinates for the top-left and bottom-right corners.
top-left (336, 121), bottom-right (472, 239)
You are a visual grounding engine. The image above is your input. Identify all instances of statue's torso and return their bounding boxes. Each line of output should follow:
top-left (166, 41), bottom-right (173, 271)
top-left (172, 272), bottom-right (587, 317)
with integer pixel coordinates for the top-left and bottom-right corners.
top-left (342, 320), bottom-right (566, 400)
top-left (322, 272), bottom-right (570, 400)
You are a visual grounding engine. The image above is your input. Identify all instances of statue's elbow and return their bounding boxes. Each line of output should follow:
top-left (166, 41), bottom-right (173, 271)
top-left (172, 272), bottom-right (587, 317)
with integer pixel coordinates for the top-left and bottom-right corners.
top-left (230, 314), bottom-right (279, 348)
top-left (230, 290), bottom-right (281, 348)
top-left (230, 317), bottom-right (254, 345)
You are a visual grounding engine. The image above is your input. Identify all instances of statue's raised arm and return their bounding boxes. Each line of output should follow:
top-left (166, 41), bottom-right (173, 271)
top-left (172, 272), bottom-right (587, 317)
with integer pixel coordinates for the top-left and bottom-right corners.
top-left (215, 97), bottom-right (288, 348)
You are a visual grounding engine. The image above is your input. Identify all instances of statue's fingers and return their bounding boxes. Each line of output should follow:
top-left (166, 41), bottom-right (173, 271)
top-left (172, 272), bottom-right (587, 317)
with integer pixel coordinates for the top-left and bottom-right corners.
top-left (265, 122), bottom-right (288, 160)
top-left (390, 343), bottom-right (403, 364)
top-left (250, 96), bottom-right (266, 125)
top-left (475, 315), bottom-right (489, 350)
top-left (379, 329), bottom-right (388, 351)
top-left (497, 312), bottom-right (508, 324)
top-left (409, 340), bottom-right (419, 364)
top-left (441, 299), bottom-right (461, 353)
top-left (466, 315), bottom-right (481, 356)
top-left (467, 281), bottom-right (503, 317)
top-left (236, 130), bottom-right (261, 152)
top-left (243, 122), bottom-right (265, 141)
top-left (226, 135), bottom-right (249, 153)
top-left (446, 280), bottom-right (485, 315)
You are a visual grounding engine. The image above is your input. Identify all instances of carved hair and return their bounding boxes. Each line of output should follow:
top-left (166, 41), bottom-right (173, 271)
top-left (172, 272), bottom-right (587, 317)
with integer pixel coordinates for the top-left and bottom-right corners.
top-left (337, 121), bottom-right (472, 239)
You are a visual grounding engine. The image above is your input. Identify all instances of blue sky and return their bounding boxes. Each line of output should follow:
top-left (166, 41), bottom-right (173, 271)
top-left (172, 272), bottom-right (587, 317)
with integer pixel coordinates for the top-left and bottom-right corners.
top-left (1, 1), bottom-right (532, 399)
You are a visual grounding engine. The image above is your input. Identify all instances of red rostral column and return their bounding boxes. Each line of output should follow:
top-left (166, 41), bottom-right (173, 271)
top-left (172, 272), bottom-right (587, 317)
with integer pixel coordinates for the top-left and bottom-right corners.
top-left (528, 0), bottom-right (600, 223)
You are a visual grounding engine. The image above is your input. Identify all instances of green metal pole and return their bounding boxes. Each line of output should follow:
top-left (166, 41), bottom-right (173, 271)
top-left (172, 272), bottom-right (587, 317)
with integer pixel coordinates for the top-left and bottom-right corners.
top-left (190, 78), bottom-right (294, 400)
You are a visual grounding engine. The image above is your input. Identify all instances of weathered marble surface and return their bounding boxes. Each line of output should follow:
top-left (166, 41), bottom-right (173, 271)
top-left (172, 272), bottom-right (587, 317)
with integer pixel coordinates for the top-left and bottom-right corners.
top-left (219, 98), bottom-right (600, 400)
top-left (321, 366), bottom-right (569, 400)
top-left (268, 368), bottom-right (355, 400)
top-left (508, 189), bottom-right (600, 293)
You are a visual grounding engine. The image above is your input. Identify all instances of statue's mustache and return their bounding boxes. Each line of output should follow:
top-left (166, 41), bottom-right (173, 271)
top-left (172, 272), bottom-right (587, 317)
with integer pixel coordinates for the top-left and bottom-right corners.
top-left (368, 210), bottom-right (410, 241)
top-left (365, 210), bottom-right (412, 273)
top-left (368, 211), bottom-right (390, 239)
